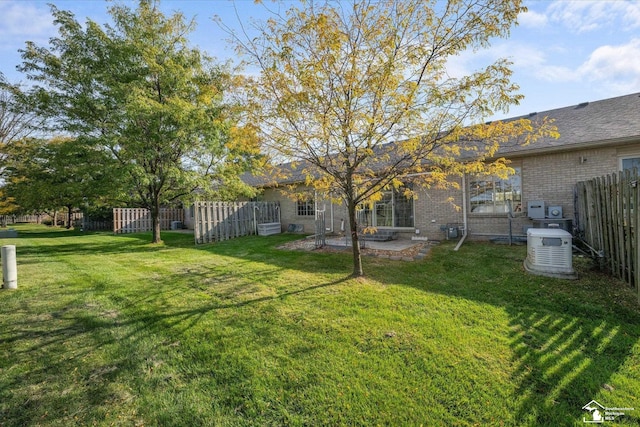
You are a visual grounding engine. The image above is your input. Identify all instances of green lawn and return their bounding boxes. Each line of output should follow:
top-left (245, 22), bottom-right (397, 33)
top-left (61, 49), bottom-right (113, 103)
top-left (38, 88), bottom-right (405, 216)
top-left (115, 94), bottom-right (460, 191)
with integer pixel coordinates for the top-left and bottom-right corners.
top-left (0, 225), bottom-right (638, 426)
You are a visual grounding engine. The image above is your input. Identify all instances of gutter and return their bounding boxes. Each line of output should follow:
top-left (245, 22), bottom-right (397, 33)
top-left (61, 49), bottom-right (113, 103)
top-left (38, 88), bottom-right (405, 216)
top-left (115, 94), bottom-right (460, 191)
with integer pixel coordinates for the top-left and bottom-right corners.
top-left (454, 173), bottom-right (468, 251)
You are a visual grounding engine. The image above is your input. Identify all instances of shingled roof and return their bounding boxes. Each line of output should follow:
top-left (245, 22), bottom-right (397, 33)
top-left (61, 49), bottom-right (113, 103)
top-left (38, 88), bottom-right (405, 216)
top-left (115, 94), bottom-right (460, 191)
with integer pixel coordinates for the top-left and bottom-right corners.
top-left (496, 91), bottom-right (640, 156)
top-left (245, 92), bottom-right (640, 186)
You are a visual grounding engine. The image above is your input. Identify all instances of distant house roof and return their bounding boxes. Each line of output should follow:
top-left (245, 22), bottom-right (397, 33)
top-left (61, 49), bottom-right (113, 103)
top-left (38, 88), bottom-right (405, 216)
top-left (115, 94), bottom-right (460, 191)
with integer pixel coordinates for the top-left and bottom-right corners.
top-left (242, 162), bottom-right (310, 187)
top-left (245, 92), bottom-right (640, 187)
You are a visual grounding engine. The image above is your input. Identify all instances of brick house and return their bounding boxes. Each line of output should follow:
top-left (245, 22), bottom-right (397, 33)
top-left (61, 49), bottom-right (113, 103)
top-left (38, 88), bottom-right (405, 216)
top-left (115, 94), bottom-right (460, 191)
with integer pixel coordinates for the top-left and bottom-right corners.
top-left (247, 92), bottom-right (640, 241)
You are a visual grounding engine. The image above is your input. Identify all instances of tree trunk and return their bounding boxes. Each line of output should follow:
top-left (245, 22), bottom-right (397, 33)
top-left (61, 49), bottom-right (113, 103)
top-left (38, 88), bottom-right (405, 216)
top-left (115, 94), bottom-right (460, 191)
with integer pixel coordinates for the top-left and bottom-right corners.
top-left (151, 199), bottom-right (162, 243)
top-left (347, 200), bottom-right (364, 277)
top-left (66, 205), bottom-right (73, 229)
top-left (52, 210), bottom-right (57, 227)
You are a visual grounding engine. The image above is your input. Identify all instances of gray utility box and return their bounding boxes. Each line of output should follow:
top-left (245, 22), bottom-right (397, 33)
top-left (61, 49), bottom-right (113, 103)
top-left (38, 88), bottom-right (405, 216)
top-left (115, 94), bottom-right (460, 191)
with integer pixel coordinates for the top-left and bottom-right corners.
top-left (445, 223), bottom-right (462, 239)
top-left (548, 206), bottom-right (563, 219)
top-left (527, 200), bottom-right (545, 219)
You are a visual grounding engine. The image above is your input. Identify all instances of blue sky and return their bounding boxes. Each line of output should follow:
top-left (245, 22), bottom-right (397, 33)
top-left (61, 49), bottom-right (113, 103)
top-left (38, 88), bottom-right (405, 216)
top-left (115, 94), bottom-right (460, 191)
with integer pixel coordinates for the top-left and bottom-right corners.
top-left (1, 0), bottom-right (639, 121)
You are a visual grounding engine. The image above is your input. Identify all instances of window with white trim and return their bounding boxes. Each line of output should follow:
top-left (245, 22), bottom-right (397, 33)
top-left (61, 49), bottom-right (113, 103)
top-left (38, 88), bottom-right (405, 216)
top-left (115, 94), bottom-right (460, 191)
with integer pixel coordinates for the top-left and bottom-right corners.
top-left (357, 185), bottom-right (414, 228)
top-left (296, 199), bottom-right (315, 216)
top-left (621, 156), bottom-right (640, 174)
top-left (469, 167), bottom-right (522, 214)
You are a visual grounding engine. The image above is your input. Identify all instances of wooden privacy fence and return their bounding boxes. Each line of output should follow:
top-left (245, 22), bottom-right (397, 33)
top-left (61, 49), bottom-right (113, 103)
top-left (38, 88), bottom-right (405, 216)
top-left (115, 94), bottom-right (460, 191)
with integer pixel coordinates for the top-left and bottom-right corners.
top-left (74, 218), bottom-right (113, 231)
top-left (1, 213), bottom-right (79, 227)
top-left (0, 215), bottom-right (42, 224)
top-left (194, 201), bottom-right (280, 244)
top-left (113, 208), bottom-right (184, 234)
top-left (575, 170), bottom-right (639, 301)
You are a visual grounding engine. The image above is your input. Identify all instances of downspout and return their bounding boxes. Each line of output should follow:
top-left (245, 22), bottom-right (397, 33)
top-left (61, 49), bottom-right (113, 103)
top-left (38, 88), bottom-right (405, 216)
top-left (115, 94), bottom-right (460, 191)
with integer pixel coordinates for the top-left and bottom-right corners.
top-left (454, 173), bottom-right (468, 251)
top-left (328, 201), bottom-right (334, 233)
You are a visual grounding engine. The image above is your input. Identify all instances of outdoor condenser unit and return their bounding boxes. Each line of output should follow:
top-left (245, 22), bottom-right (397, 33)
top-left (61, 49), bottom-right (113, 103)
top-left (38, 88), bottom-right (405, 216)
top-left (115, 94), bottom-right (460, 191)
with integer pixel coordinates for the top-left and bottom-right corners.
top-left (524, 228), bottom-right (576, 279)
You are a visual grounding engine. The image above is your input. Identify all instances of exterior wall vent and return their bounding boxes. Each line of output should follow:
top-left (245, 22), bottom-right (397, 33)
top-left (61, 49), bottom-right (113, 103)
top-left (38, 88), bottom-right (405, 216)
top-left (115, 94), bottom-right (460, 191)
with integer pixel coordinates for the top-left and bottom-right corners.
top-left (524, 228), bottom-right (576, 279)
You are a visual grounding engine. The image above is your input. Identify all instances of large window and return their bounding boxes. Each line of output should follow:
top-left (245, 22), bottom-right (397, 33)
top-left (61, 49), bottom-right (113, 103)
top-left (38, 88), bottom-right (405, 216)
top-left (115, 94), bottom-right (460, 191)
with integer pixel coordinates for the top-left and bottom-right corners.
top-left (469, 167), bottom-right (522, 214)
top-left (358, 186), bottom-right (414, 228)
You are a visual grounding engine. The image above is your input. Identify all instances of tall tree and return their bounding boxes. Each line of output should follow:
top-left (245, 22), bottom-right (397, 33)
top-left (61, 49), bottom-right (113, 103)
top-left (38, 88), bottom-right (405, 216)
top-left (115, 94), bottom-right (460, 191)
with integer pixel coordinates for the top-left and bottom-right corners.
top-left (228, 0), bottom-right (558, 277)
top-left (0, 76), bottom-right (41, 166)
top-left (3, 137), bottom-right (121, 227)
top-left (16, 0), bottom-right (258, 243)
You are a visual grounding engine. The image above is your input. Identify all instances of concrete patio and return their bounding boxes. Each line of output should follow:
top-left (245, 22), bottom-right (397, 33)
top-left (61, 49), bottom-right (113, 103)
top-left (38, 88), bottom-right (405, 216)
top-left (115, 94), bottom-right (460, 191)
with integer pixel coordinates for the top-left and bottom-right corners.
top-left (324, 236), bottom-right (424, 251)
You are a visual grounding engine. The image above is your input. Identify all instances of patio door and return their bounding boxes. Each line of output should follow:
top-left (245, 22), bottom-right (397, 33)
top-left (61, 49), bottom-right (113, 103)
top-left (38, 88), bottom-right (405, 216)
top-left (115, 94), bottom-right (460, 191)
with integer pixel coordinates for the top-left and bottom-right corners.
top-left (375, 191), bottom-right (393, 227)
top-left (361, 187), bottom-right (413, 228)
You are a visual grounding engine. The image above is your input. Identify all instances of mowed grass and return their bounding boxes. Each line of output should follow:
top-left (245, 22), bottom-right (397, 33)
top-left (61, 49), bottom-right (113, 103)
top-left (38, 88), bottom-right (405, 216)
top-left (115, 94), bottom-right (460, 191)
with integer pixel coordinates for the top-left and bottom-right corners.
top-left (0, 225), bottom-right (639, 426)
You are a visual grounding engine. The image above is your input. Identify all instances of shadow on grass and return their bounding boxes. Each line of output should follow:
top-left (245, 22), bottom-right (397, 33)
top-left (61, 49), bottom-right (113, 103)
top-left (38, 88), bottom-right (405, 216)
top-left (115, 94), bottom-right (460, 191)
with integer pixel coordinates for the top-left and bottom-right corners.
top-left (2, 227), bottom-right (639, 425)
top-left (0, 267), bottom-right (350, 425)
top-left (204, 234), bottom-right (640, 424)
top-left (378, 242), bottom-right (640, 425)
top-left (10, 230), bottom-right (196, 265)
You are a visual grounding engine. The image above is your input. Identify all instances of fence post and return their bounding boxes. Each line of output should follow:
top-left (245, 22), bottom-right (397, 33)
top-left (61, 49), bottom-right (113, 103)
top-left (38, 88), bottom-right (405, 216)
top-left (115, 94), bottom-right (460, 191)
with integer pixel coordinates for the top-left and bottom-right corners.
top-left (2, 245), bottom-right (17, 289)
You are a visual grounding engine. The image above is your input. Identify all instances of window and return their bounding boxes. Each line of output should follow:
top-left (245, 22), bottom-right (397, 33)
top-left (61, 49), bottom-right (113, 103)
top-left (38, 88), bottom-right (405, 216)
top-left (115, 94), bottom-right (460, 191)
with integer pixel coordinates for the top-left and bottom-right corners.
top-left (469, 167), bottom-right (522, 214)
top-left (358, 186), bottom-right (414, 228)
top-left (296, 199), bottom-right (315, 216)
top-left (621, 156), bottom-right (640, 174)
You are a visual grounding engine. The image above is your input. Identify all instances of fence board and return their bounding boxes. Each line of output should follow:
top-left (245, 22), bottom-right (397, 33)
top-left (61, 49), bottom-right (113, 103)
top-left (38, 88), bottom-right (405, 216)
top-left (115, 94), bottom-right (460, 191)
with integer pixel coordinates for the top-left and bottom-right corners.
top-left (194, 201), bottom-right (280, 244)
top-left (575, 171), bottom-right (640, 302)
top-left (623, 170), bottom-right (633, 284)
top-left (113, 208), bottom-right (183, 234)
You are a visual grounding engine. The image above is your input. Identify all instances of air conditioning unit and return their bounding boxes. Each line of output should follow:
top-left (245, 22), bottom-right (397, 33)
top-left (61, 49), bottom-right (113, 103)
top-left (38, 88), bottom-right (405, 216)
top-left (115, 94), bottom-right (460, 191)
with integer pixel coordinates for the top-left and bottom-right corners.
top-left (524, 228), bottom-right (576, 279)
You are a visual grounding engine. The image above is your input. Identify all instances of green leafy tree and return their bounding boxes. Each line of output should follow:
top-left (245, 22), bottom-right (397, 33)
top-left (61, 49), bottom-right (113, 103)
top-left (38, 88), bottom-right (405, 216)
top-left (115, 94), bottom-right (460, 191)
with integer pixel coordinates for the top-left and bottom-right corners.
top-left (3, 137), bottom-right (121, 227)
top-left (16, 0), bottom-right (258, 242)
top-left (228, 0), bottom-right (558, 277)
top-left (0, 77), bottom-right (41, 167)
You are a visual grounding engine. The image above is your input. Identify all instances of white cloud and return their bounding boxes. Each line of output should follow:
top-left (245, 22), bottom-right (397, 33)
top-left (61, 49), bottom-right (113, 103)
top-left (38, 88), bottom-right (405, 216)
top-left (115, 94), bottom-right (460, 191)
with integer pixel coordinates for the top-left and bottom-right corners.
top-left (0, 0), bottom-right (55, 57)
top-left (578, 38), bottom-right (640, 93)
top-left (0, 2), bottom-right (54, 37)
top-left (489, 42), bottom-right (546, 69)
top-left (622, 2), bottom-right (640, 29)
top-left (460, 36), bottom-right (640, 94)
top-left (547, 0), bottom-right (640, 33)
top-left (518, 9), bottom-right (548, 28)
top-left (486, 42), bottom-right (578, 82)
top-left (445, 41), bottom-right (554, 82)
top-left (534, 65), bottom-right (577, 83)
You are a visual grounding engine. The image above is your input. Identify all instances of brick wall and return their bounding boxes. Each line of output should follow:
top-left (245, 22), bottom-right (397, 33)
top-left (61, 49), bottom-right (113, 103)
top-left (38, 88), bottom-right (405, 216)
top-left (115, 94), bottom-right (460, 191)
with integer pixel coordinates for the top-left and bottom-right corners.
top-left (412, 181), bottom-right (464, 241)
top-left (467, 146), bottom-right (624, 239)
top-left (259, 142), bottom-right (639, 240)
top-left (261, 186), bottom-right (348, 234)
top-left (521, 147), bottom-right (618, 216)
